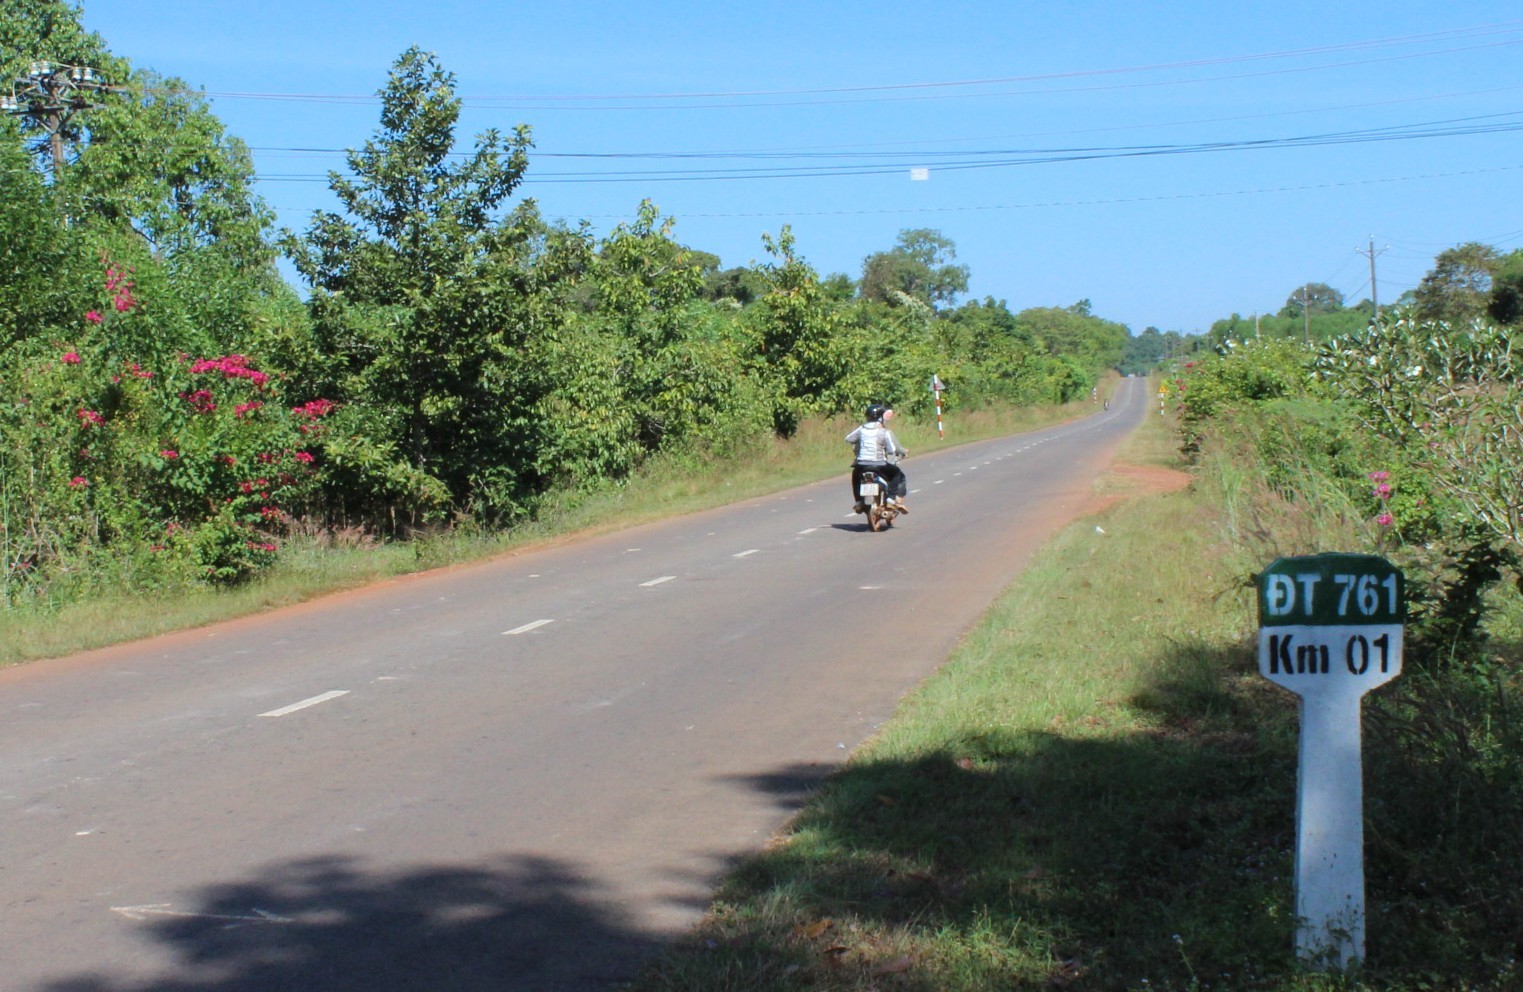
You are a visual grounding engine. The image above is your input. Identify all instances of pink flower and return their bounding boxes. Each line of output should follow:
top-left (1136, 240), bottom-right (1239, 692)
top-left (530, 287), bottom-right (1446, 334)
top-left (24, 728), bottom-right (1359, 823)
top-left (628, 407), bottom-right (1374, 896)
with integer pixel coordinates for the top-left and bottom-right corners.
top-left (1367, 471), bottom-right (1390, 482)
top-left (293, 451), bottom-right (315, 464)
top-left (69, 476), bottom-right (88, 488)
top-left (191, 355), bottom-right (266, 385)
top-left (61, 351), bottom-right (81, 364)
top-left (1377, 513), bottom-right (1394, 526)
top-left (160, 449), bottom-right (178, 460)
top-left (1374, 483), bottom-right (1392, 499)
top-left (234, 401), bottom-right (263, 419)
top-left (292, 399), bottom-right (336, 419)
top-left (84, 311), bottom-right (103, 324)
top-left (77, 408), bottom-right (104, 427)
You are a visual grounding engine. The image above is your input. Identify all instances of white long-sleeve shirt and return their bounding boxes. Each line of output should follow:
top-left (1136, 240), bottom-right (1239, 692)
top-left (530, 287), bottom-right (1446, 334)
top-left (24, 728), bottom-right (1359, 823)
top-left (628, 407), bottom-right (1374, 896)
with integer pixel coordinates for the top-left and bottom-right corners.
top-left (845, 422), bottom-right (904, 465)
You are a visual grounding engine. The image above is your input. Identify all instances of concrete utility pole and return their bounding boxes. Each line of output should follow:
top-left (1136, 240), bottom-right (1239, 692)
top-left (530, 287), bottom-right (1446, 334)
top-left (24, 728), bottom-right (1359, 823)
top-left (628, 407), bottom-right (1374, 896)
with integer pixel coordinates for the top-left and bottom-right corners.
top-left (3, 61), bottom-right (111, 177)
top-left (1356, 237), bottom-right (1389, 319)
top-left (1301, 284), bottom-right (1312, 343)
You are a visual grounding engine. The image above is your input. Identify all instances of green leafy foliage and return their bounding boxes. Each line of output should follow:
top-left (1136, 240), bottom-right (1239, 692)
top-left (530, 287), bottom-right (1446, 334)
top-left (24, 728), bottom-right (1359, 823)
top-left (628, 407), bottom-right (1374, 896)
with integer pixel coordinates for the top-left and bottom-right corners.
top-left (283, 47), bottom-right (542, 526)
top-left (1179, 309), bottom-right (1523, 662)
top-left (753, 227), bottom-right (851, 435)
top-left (2, 283), bottom-right (318, 598)
top-left (4, 13), bottom-right (1134, 605)
top-left (1413, 241), bottom-right (1500, 324)
top-left (858, 228), bottom-right (969, 310)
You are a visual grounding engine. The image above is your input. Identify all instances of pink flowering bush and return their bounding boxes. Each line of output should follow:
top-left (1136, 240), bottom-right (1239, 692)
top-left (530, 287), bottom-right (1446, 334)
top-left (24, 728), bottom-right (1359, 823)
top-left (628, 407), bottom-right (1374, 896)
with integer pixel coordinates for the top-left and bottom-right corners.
top-left (1, 255), bottom-right (333, 595)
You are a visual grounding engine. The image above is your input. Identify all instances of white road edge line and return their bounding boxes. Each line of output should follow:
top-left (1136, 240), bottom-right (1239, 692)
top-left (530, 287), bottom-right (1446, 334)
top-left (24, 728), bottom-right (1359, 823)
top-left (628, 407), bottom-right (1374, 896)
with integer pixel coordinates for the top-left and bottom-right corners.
top-left (798, 527), bottom-right (819, 535)
top-left (259, 690), bottom-right (349, 718)
top-left (640, 575), bottom-right (676, 587)
top-left (733, 549), bottom-right (760, 558)
top-left (503, 618), bottom-right (555, 635)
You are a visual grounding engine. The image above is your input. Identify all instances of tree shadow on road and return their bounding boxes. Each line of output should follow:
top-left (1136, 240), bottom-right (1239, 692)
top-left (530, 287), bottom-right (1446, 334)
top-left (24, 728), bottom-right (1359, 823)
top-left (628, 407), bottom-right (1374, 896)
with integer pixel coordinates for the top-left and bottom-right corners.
top-left (43, 854), bottom-right (659, 992)
top-left (636, 638), bottom-right (1305, 990)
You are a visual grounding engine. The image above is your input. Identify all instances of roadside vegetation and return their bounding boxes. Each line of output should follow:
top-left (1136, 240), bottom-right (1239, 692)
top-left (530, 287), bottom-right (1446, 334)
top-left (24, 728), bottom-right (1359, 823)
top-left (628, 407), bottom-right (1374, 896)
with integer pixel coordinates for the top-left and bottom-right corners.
top-left (4, 5), bottom-right (1141, 659)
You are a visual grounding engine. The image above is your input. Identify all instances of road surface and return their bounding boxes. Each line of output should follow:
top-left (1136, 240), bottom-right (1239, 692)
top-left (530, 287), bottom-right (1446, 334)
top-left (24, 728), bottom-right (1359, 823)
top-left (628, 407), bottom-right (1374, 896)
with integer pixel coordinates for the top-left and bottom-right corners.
top-left (1, 378), bottom-right (1148, 990)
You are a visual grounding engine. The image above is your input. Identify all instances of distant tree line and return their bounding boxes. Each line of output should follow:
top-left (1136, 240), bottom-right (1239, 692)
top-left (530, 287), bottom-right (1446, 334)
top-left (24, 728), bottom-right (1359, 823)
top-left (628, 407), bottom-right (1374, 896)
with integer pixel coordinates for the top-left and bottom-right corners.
top-left (1203, 241), bottom-right (1523, 349)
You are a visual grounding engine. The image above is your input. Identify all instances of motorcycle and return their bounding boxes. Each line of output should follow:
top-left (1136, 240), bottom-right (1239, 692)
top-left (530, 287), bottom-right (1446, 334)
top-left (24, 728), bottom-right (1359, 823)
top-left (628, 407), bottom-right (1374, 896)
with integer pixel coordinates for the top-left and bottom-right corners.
top-left (853, 460), bottom-right (904, 532)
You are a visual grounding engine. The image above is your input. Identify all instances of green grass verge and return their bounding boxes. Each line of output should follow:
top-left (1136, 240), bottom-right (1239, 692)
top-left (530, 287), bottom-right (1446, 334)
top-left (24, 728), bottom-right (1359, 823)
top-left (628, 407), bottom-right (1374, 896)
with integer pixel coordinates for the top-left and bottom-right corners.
top-left (630, 410), bottom-right (1523, 990)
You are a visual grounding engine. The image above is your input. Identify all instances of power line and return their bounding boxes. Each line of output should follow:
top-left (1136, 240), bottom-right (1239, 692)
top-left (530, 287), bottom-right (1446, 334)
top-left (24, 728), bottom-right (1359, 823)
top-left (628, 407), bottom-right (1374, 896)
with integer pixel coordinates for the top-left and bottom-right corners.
top-left (240, 109), bottom-right (1523, 185)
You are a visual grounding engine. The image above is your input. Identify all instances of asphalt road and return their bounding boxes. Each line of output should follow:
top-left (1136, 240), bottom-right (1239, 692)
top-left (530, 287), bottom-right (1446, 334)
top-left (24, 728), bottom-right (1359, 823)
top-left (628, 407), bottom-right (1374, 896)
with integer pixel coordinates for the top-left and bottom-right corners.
top-left (1, 378), bottom-right (1148, 991)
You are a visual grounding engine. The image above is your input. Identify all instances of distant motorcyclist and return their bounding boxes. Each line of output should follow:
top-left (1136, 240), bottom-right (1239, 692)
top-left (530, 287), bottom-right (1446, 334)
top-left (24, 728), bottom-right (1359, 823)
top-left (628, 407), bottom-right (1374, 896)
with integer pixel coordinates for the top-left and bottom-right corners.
top-left (847, 404), bottom-right (908, 512)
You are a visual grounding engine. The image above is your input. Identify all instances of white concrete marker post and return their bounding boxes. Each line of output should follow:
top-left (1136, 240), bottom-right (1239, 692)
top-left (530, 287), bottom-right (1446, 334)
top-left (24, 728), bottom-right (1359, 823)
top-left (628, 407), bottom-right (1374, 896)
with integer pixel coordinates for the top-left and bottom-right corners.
top-left (1257, 553), bottom-right (1404, 970)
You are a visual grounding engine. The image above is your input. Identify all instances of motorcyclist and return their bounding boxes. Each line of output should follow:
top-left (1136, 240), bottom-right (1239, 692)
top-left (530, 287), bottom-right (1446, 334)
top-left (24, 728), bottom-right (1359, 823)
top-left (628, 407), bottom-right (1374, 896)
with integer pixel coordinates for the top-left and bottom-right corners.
top-left (846, 404), bottom-right (908, 513)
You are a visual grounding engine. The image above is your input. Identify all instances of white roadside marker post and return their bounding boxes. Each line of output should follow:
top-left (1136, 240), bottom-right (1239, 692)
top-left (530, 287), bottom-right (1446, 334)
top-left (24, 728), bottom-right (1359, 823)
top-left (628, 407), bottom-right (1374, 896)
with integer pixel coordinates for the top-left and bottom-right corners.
top-left (1257, 553), bottom-right (1404, 971)
top-left (930, 373), bottom-right (945, 438)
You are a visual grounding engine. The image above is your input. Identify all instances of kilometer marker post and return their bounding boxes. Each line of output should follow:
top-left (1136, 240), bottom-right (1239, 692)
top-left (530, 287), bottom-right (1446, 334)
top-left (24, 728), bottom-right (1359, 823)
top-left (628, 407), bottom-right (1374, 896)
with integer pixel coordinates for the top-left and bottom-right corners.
top-left (1258, 553), bottom-right (1404, 970)
top-left (930, 373), bottom-right (944, 438)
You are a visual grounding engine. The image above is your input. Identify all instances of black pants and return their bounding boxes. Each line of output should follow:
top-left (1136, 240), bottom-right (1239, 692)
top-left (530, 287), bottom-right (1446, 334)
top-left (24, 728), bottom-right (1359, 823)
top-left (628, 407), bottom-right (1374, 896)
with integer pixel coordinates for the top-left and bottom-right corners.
top-left (852, 463), bottom-right (906, 500)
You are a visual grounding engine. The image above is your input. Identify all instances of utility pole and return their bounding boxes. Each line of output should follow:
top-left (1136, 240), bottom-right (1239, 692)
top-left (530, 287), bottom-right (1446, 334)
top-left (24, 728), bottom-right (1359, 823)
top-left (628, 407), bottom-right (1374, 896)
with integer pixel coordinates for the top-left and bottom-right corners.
top-left (3, 61), bottom-right (111, 178)
top-left (1301, 284), bottom-right (1311, 343)
top-left (1356, 237), bottom-right (1389, 319)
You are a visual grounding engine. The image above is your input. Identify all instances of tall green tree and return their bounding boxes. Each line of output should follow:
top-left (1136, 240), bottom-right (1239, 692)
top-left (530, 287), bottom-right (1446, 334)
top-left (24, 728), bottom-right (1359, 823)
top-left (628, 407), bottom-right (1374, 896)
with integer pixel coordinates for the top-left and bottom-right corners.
top-left (284, 47), bottom-right (539, 524)
top-left (859, 228), bottom-right (969, 310)
top-left (1414, 242), bottom-right (1499, 324)
top-left (1278, 282), bottom-right (1345, 318)
top-left (754, 227), bottom-right (847, 434)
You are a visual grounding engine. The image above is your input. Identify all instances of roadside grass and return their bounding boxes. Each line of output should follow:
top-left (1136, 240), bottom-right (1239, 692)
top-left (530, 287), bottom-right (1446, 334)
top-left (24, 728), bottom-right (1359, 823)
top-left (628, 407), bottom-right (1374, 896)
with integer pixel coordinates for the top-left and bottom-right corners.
top-left (632, 410), bottom-right (1523, 990)
top-left (0, 396), bottom-right (1099, 666)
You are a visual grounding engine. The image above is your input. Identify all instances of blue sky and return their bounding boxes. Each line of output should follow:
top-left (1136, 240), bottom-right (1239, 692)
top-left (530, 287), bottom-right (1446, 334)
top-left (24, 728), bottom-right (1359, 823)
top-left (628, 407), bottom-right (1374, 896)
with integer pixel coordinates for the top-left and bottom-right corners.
top-left (73, 1), bottom-right (1523, 335)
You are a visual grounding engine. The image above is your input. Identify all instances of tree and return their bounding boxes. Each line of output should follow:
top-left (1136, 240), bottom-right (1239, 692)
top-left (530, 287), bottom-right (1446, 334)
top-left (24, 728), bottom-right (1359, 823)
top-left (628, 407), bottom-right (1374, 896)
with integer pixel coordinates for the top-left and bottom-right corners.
top-left (1486, 249), bottom-right (1523, 327)
top-left (1017, 302), bottom-right (1128, 371)
top-left (702, 266), bottom-right (769, 305)
top-left (858, 228), bottom-right (969, 309)
top-left (2, 0), bottom-right (285, 363)
top-left (1414, 242), bottom-right (1498, 324)
top-left (754, 227), bottom-right (847, 434)
top-left (284, 47), bottom-right (539, 524)
top-left (1278, 282), bottom-right (1345, 319)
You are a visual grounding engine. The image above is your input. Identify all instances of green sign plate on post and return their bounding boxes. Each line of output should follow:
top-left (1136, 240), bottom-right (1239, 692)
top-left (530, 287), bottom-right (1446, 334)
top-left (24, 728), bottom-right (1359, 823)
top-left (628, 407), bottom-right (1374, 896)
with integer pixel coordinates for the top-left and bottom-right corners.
top-left (1259, 553), bottom-right (1405, 628)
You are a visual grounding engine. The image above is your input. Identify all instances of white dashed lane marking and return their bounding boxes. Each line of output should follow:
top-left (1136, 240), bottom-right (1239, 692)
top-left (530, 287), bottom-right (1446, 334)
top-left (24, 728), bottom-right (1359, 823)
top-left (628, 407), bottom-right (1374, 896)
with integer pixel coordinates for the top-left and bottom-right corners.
top-left (259, 690), bottom-right (350, 718)
top-left (503, 619), bottom-right (555, 636)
